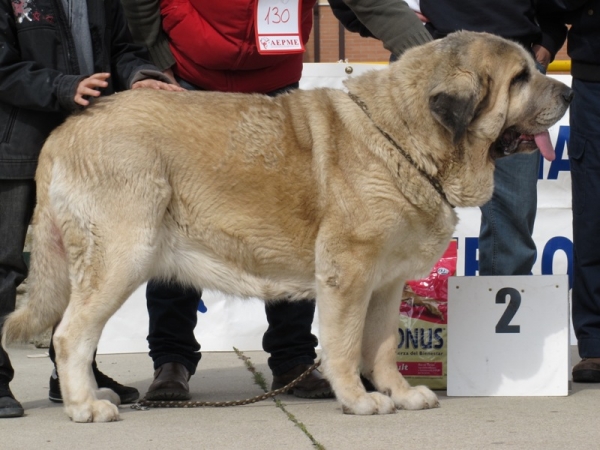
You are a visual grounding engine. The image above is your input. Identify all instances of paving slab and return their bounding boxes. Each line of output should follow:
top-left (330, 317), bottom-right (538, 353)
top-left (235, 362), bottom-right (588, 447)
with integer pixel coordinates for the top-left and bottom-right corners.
top-left (2, 344), bottom-right (599, 450)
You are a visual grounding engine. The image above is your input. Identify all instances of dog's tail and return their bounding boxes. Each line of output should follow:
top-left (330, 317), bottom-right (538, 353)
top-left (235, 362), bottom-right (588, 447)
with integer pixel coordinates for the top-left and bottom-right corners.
top-left (2, 156), bottom-right (70, 345)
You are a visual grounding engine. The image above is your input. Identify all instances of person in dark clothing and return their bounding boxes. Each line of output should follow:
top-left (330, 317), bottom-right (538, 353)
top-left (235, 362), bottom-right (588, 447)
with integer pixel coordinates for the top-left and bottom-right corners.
top-left (537, 0), bottom-right (600, 383)
top-left (330, 0), bottom-right (556, 282)
top-left (420, 2), bottom-right (558, 279)
top-left (0, 0), bottom-right (180, 418)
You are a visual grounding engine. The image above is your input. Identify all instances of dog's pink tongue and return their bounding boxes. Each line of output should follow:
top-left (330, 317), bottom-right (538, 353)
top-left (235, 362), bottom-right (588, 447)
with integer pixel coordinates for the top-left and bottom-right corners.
top-left (535, 130), bottom-right (555, 161)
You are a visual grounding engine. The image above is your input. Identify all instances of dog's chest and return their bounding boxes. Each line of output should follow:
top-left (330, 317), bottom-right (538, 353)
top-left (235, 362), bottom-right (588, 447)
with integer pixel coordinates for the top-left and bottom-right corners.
top-left (378, 210), bottom-right (457, 285)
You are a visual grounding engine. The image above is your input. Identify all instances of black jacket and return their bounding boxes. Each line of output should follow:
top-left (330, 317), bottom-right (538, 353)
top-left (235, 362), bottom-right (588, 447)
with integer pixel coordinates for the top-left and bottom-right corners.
top-left (538, 0), bottom-right (600, 81)
top-left (328, 0), bottom-right (375, 38)
top-left (0, 0), bottom-right (164, 179)
top-left (419, 0), bottom-right (544, 49)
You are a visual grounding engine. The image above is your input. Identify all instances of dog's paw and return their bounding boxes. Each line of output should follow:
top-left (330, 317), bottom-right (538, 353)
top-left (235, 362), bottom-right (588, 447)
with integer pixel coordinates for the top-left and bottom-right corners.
top-left (341, 392), bottom-right (396, 415)
top-left (392, 385), bottom-right (439, 410)
top-left (67, 399), bottom-right (121, 423)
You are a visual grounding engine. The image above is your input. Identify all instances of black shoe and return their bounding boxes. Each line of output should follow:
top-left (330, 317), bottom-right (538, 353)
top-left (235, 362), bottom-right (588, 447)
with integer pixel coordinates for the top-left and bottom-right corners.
top-left (49, 367), bottom-right (140, 404)
top-left (144, 362), bottom-right (191, 401)
top-left (572, 358), bottom-right (600, 383)
top-left (0, 381), bottom-right (24, 418)
top-left (360, 375), bottom-right (376, 392)
top-left (271, 364), bottom-right (335, 399)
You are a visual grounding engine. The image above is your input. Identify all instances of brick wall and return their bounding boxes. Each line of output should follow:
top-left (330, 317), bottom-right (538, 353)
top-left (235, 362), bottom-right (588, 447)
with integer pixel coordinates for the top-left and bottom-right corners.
top-left (305, 5), bottom-right (569, 67)
top-left (304, 5), bottom-right (392, 63)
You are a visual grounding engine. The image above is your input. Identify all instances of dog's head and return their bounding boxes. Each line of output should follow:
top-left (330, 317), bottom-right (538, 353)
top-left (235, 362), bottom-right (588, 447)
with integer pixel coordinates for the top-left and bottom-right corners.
top-left (342, 31), bottom-right (572, 207)
top-left (422, 31), bottom-right (572, 159)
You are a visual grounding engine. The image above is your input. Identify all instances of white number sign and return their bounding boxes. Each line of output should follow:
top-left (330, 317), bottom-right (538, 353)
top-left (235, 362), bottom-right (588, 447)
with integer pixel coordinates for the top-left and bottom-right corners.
top-left (447, 275), bottom-right (569, 396)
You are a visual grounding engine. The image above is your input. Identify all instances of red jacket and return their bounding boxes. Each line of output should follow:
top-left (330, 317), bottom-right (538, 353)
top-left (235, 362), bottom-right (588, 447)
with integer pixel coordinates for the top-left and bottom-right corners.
top-left (160, 1), bottom-right (316, 93)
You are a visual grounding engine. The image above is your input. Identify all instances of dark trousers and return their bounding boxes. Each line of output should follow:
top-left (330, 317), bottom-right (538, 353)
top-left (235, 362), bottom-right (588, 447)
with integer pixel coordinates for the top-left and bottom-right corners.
top-left (262, 299), bottom-right (318, 374)
top-left (146, 281), bottom-right (318, 375)
top-left (146, 280), bottom-right (201, 375)
top-left (146, 80), bottom-right (318, 375)
top-left (0, 180), bottom-right (36, 382)
top-left (569, 78), bottom-right (600, 359)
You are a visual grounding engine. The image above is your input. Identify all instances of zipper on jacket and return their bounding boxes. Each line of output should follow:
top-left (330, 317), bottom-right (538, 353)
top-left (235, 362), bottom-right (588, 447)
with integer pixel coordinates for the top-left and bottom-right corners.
top-left (52, 0), bottom-right (80, 74)
top-left (1, 107), bottom-right (18, 144)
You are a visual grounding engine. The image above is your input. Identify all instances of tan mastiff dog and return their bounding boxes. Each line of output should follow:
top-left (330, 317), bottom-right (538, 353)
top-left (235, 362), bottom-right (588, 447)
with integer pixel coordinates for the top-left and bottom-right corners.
top-left (2, 31), bottom-right (572, 422)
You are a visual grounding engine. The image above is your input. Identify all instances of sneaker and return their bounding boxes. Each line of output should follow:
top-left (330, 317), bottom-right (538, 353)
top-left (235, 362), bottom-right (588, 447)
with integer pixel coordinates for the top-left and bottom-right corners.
top-left (360, 375), bottom-right (376, 392)
top-left (572, 358), bottom-right (600, 383)
top-left (0, 380), bottom-right (24, 418)
top-left (49, 366), bottom-right (140, 404)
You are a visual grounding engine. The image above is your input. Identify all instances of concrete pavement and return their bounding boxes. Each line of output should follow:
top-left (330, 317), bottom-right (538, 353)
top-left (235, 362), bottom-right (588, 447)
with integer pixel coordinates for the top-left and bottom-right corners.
top-left (1, 344), bottom-right (599, 450)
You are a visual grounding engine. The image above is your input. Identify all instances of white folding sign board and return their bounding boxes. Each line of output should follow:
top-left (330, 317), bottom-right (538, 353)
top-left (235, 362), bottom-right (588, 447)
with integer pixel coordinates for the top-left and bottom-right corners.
top-left (447, 275), bottom-right (569, 396)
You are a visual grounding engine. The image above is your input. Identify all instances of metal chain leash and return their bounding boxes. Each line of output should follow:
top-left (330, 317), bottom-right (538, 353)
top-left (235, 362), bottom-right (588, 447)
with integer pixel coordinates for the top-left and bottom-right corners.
top-left (131, 360), bottom-right (322, 410)
top-left (347, 92), bottom-right (455, 209)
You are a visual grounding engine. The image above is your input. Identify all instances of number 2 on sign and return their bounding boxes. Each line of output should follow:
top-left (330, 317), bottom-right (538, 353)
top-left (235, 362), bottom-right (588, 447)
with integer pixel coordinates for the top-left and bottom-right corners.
top-left (495, 287), bottom-right (521, 333)
top-left (264, 6), bottom-right (290, 24)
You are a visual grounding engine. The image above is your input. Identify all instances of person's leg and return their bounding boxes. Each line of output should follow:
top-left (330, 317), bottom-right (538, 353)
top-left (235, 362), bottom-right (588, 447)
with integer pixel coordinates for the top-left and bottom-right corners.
top-left (0, 179), bottom-right (35, 418)
top-left (569, 78), bottom-right (600, 382)
top-left (264, 299), bottom-right (332, 398)
top-left (263, 299), bottom-right (318, 373)
top-left (478, 151), bottom-right (539, 275)
top-left (145, 280), bottom-right (202, 400)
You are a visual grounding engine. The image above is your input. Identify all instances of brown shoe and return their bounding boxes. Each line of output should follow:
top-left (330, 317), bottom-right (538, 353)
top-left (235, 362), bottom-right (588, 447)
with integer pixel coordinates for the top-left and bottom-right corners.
top-left (572, 358), bottom-right (600, 383)
top-left (271, 364), bottom-right (334, 399)
top-left (144, 362), bottom-right (191, 401)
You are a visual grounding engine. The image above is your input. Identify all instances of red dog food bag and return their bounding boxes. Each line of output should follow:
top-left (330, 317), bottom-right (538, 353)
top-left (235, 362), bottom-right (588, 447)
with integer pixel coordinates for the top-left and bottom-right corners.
top-left (397, 239), bottom-right (457, 389)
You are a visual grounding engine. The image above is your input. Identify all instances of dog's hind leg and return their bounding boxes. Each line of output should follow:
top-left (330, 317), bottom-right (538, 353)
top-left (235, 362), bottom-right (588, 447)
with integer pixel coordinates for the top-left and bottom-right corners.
top-left (53, 300), bottom-right (119, 423)
top-left (52, 178), bottom-right (170, 422)
top-left (361, 281), bottom-right (439, 410)
top-left (53, 235), bottom-right (157, 423)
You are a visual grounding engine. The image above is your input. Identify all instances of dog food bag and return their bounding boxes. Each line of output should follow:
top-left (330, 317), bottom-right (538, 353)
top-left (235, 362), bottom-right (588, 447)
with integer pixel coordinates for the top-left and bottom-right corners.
top-left (397, 239), bottom-right (457, 390)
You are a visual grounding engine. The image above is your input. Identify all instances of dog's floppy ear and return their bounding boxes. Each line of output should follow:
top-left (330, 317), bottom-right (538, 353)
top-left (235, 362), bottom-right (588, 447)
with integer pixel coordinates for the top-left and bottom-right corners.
top-left (429, 72), bottom-right (483, 145)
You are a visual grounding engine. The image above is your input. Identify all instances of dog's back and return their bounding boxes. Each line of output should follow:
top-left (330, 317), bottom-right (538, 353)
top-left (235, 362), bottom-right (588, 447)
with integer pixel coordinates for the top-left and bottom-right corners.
top-left (3, 88), bottom-right (340, 346)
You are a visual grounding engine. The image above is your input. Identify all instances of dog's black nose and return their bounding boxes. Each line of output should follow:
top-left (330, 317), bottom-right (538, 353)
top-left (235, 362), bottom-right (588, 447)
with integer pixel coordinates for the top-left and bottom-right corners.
top-left (562, 87), bottom-right (574, 104)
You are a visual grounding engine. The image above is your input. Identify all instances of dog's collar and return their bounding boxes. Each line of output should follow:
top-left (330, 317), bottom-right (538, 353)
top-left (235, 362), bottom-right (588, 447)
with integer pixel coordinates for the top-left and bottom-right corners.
top-left (347, 92), bottom-right (455, 209)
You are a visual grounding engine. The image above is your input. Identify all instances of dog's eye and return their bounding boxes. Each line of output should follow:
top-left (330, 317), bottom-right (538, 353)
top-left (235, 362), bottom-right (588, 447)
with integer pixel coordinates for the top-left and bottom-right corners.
top-left (511, 69), bottom-right (530, 86)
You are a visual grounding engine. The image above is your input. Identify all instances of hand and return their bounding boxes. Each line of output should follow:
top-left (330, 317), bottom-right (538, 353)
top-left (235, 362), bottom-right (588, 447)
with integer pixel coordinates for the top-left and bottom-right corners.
top-left (532, 45), bottom-right (552, 71)
top-left (414, 12), bottom-right (429, 23)
top-left (131, 79), bottom-right (185, 91)
top-left (75, 73), bottom-right (110, 106)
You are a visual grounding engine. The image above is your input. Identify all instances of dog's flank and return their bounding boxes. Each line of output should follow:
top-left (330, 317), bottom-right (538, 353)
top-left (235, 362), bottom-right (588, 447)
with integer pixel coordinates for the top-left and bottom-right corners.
top-left (2, 31), bottom-right (571, 422)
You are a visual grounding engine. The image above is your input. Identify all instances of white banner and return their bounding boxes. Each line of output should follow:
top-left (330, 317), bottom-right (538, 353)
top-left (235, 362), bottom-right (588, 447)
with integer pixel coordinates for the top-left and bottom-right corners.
top-left (97, 64), bottom-right (573, 354)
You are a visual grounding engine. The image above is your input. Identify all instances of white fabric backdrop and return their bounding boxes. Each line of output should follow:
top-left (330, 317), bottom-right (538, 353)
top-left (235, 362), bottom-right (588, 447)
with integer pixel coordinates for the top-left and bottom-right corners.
top-left (97, 64), bottom-right (573, 354)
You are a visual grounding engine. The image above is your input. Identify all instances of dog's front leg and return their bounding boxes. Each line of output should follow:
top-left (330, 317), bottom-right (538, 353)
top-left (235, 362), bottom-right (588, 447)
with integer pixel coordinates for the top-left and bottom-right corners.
top-left (361, 281), bottom-right (439, 410)
top-left (316, 255), bottom-right (396, 415)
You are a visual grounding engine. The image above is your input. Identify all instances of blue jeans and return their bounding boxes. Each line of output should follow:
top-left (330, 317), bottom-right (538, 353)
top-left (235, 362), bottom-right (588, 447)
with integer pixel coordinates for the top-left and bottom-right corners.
top-left (478, 151), bottom-right (539, 275)
top-left (0, 179), bottom-right (36, 382)
top-left (146, 81), bottom-right (318, 375)
top-left (569, 78), bottom-right (600, 359)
